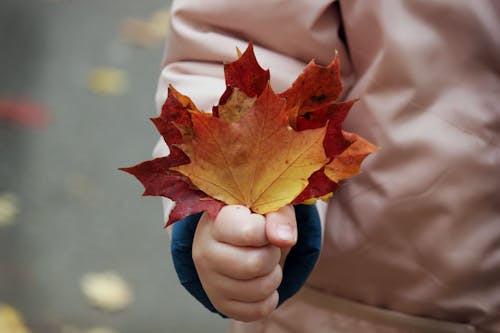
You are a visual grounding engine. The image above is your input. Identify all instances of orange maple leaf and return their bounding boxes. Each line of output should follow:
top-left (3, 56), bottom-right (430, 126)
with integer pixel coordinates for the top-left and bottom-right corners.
top-left (174, 85), bottom-right (328, 214)
top-left (121, 42), bottom-right (378, 226)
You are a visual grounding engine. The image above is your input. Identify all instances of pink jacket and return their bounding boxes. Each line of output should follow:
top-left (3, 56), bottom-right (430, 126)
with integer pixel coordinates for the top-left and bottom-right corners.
top-left (155, 1), bottom-right (500, 332)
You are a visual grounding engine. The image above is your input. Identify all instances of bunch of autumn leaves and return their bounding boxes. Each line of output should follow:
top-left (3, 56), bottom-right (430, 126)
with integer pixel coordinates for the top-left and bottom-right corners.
top-left (121, 43), bottom-right (377, 226)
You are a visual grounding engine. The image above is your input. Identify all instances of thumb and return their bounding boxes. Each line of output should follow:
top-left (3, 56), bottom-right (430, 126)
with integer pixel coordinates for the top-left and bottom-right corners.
top-left (265, 205), bottom-right (298, 249)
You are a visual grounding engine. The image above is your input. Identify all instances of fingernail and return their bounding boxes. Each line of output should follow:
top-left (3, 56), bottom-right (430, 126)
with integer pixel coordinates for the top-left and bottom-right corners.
top-left (277, 225), bottom-right (293, 241)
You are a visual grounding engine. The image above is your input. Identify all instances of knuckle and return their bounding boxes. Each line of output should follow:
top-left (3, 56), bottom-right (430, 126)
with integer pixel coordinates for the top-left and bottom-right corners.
top-left (240, 222), bottom-right (260, 244)
top-left (244, 255), bottom-right (262, 277)
top-left (219, 292), bottom-right (278, 322)
top-left (271, 246), bottom-right (281, 262)
top-left (253, 285), bottom-right (271, 302)
top-left (244, 246), bottom-right (280, 277)
top-left (254, 266), bottom-right (282, 300)
top-left (244, 251), bottom-right (268, 277)
top-left (268, 291), bottom-right (280, 311)
top-left (256, 292), bottom-right (278, 319)
top-left (265, 266), bottom-right (283, 291)
top-left (239, 305), bottom-right (272, 322)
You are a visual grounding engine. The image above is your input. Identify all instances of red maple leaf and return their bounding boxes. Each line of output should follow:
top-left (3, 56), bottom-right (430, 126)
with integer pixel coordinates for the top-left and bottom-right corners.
top-left (121, 42), bottom-right (378, 226)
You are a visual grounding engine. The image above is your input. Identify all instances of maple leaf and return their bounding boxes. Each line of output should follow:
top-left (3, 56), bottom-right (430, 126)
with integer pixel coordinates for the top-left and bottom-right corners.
top-left (212, 42), bottom-right (268, 119)
top-left (222, 43), bottom-right (269, 98)
top-left (279, 53), bottom-right (342, 113)
top-left (174, 85), bottom-right (328, 214)
top-left (120, 147), bottom-right (224, 226)
top-left (120, 42), bottom-right (378, 226)
top-left (120, 88), bottom-right (223, 226)
top-left (325, 131), bottom-right (379, 183)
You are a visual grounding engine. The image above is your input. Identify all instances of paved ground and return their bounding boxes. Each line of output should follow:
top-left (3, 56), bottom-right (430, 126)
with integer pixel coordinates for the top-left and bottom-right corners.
top-left (0, 0), bottom-right (227, 332)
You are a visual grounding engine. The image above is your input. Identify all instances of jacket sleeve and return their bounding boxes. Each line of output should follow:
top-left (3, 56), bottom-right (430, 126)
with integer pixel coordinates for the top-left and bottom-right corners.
top-left (154, 0), bottom-right (351, 315)
top-left (153, 0), bottom-right (354, 216)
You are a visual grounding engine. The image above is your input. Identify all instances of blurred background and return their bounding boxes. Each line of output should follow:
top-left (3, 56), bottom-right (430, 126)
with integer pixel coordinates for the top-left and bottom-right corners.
top-left (0, 0), bottom-right (227, 332)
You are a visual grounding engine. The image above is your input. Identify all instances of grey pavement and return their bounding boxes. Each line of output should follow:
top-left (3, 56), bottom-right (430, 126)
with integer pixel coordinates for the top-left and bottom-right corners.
top-left (0, 0), bottom-right (227, 332)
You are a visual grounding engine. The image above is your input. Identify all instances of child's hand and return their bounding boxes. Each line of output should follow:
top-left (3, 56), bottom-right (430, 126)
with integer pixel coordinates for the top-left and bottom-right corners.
top-left (192, 205), bottom-right (297, 322)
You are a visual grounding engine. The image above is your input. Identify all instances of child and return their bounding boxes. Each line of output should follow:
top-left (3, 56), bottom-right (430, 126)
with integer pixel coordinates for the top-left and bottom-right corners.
top-left (155, 1), bottom-right (500, 332)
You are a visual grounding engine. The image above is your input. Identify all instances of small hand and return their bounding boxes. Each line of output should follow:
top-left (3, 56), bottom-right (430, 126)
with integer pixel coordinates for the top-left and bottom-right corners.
top-left (192, 205), bottom-right (297, 321)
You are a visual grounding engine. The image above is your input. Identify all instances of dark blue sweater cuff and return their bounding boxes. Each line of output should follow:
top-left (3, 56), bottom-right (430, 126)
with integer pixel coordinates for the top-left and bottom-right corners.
top-left (170, 204), bottom-right (322, 317)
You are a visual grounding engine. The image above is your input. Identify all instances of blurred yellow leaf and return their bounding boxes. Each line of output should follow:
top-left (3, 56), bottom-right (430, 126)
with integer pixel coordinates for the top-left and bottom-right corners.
top-left (119, 9), bottom-right (169, 48)
top-left (0, 304), bottom-right (32, 333)
top-left (80, 271), bottom-right (133, 312)
top-left (87, 68), bottom-right (128, 96)
top-left (149, 10), bottom-right (170, 37)
top-left (0, 193), bottom-right (19, 228)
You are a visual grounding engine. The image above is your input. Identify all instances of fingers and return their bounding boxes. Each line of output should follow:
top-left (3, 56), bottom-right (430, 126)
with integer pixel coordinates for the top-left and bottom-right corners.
top-left (265, 205), bottom-right (298, 249)
top-left (213, 291), bottom-right (279, 322)
top-left (211, 205), bottom-right (268, 247)
top-left (197, 240), bottom-right (281, 279)
top-left (207, 265), bottom-right (282, 303)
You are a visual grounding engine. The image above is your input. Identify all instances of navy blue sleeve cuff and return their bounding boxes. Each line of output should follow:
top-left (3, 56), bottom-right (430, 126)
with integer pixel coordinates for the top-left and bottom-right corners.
top-left (170, 205), bottom-right (322, 317)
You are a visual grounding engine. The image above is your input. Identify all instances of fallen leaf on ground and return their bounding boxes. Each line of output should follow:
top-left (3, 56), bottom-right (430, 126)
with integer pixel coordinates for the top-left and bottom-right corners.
top-left (0, 304), bottom-right (32, 333)
top-left (80, 271), bottom-right (133, 312)
top-left (0, 99), bottom-right (50, 128)
top-left (87, 68), bottom-right (128, 96)
top-left (120, 9), bottom-right (169, 48)
top-left (120, 19), bottom-right (159, 48)
top-left (0, 193), bottom-right (19, 228)
top-left (121, 42), bottom-right (378, 226)
top-left (149, 9), bottom-right (170, 37)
